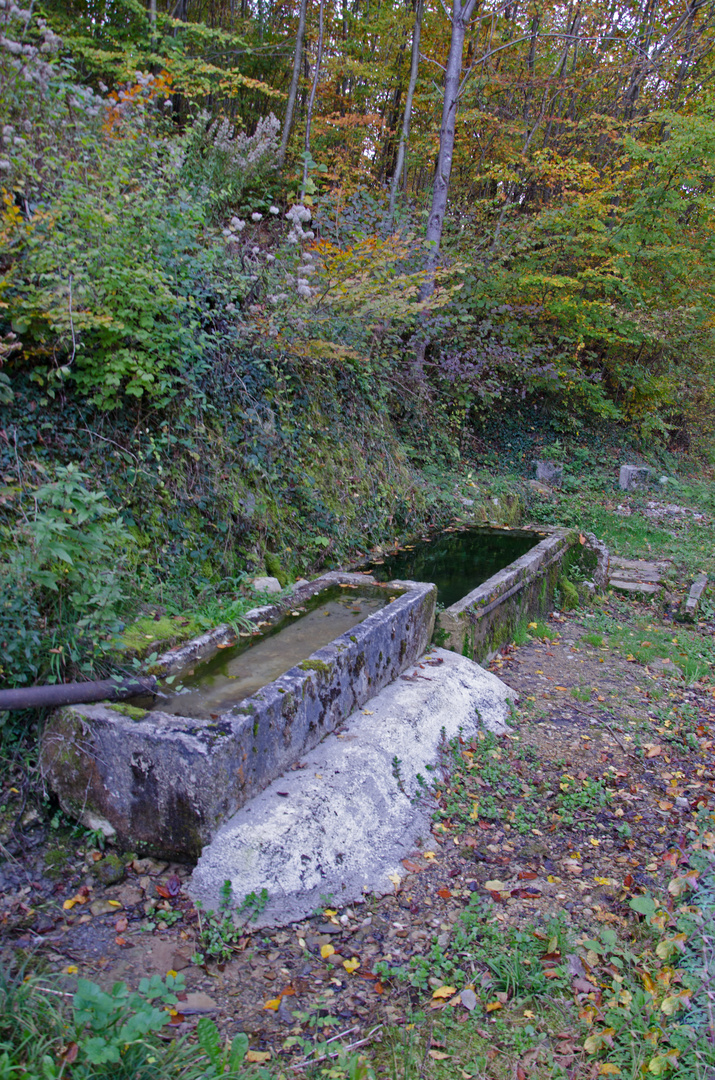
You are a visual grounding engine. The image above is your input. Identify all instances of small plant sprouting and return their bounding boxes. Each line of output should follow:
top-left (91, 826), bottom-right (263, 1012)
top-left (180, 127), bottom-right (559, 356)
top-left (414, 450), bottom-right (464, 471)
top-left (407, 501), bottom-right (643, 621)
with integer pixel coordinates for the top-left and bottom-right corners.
top-left (192, 880), bottom-right (268, 965)
top-left (392, 755), bottom-right (406, 795)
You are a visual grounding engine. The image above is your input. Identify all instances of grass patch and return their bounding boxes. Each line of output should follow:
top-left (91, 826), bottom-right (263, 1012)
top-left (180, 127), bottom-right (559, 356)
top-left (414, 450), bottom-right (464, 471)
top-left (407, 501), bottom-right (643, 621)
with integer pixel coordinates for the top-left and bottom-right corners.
top-left (607, 620), bottom-right (715, 682)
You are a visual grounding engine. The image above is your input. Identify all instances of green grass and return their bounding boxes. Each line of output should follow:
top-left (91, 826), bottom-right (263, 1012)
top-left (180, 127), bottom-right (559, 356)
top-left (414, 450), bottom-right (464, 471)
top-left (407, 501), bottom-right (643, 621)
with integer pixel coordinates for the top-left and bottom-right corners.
top-left (0, 966), bottom-right (275, 1080)
top-left (607, 620), bottom-right (715, 682)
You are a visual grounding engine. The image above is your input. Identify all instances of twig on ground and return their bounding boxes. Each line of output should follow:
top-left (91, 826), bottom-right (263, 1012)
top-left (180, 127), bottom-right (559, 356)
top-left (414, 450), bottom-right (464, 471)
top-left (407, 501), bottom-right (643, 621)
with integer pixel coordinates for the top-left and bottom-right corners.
top-left (290, 1025), bottom-right (382, 1071)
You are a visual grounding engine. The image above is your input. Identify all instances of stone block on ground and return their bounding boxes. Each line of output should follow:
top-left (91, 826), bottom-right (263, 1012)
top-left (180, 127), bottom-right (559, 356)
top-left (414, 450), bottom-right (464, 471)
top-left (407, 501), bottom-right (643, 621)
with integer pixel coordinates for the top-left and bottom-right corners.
top-left (680, 573), bottom-right (708, 622)
top-left (251, 576), bottom-right (282, 594)
top-left (619, 465), bottom-right (652, 491)
top-left (609, 579), bottom-right (661, 597)
top-left (535, 461), bottom-right (564, 487)
top-left (189, 648), bottom-right (515, 927)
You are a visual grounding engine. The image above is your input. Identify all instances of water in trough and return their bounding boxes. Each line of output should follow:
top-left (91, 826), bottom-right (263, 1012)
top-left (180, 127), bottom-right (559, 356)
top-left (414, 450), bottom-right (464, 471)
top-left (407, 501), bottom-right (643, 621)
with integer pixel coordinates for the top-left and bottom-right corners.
top-left (155, 584), bottom-right (398, 719)
top-left (368, 526), bottom-right (540, 608)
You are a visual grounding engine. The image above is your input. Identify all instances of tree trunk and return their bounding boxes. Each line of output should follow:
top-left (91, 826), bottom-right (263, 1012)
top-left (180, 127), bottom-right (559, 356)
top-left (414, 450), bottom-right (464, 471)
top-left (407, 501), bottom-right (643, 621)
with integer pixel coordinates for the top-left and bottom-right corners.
top-left (300, 0), bottom-right (325, 199)
top-left (418, 0), bottom-right (478, 302)
top-left (389, 0), bottom-right (423, 218)
top-left (278, 0), bottom-right (309, 168)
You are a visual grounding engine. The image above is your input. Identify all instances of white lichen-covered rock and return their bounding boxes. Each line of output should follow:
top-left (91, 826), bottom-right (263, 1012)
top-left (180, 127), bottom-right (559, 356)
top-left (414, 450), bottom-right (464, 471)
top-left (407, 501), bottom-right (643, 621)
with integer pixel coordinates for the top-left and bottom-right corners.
top-left (251, 576), bottom-right (282, 594)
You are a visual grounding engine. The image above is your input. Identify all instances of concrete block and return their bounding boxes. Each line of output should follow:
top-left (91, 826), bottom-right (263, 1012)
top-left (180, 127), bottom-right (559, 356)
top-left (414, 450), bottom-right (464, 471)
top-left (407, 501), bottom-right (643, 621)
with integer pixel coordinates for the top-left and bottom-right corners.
top-left (610, 579), bottom-right (661, 596)
top-left (680, 572), bottom-right (708, 622)
top-left (535, 461), bottom-right (564, 487)
top-left (189, 648), bottom-right (515, 926)
top-left (619, 465), bottom-right (652, 491)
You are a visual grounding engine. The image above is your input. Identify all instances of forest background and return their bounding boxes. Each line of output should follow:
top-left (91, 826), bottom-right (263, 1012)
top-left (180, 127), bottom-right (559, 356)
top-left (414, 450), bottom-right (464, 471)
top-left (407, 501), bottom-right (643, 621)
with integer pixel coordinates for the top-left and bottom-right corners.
top-left (2, 0), bottom-right (715, 693)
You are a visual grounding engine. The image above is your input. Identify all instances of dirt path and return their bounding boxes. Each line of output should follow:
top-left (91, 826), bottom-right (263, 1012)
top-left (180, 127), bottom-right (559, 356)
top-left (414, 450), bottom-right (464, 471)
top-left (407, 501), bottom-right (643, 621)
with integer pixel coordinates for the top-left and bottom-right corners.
top-left (2, 591), bottom-right (715, 1076)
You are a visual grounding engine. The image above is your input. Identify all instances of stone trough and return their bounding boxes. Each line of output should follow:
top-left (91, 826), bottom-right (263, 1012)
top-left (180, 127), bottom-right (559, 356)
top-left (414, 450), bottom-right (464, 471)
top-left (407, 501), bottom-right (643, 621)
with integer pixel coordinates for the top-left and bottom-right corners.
top-left (436, 528), bottom-right (608, 662)
top-left (40, 572), bottom-right (436, 860)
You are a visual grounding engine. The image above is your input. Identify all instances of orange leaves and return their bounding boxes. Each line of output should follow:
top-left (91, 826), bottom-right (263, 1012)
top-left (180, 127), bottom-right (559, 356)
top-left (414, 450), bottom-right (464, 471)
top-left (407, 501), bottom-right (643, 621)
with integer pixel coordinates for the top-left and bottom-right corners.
top-left (103, 72), bottom-right (174, 135)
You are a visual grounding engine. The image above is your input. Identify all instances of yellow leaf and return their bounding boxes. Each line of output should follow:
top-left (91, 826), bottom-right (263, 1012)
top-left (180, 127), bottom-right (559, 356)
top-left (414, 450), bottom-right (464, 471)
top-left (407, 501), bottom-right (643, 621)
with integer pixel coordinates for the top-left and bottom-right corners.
top-left (321, 944), bottom-right (335, 959)
top-left (166, 969), bottom-right (178, 978)
top-left (388, 873), bottom-right (401, 889)
top-left (324, 909), bottom-right (338, 916)
top-left (432, 985), bottom-right (457, 999)
top-left (62, 899), bottom-right (77, 910)
top-left (64, 965), bottom-right (78, 975)
top-left (428, 1050), bottom-right (450, 1060)
top-left (107, 900), bottom-right (122, 908)
top-left (598, 1065), bottom-right (621, 1076)
top-left (263, 998), bottom-right (282, 1011)
top-left (343, 958), bottom-right (360, 973)
top-left (423, 851), bottom-right (437, 860)
top-left (246, 1051), bottom-right (271, 1063)
top-left (485, 1001), bottom-right (503, 1012)
top-left (642, 972), bottom-right (657, 994)
top-left (523, 1009), bottom-right (536, 1018)
top-left (660, 994), bottom-right (684, 1016)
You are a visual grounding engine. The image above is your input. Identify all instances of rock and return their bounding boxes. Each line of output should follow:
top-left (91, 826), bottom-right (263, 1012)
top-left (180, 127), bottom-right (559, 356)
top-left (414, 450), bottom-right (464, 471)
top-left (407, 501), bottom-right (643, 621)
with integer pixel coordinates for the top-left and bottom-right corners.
top-left (251, 576), bottom-right (282, 594)
top-left (108, 884), bottom-right (144, 907)
top-left (535, 461), bottom-right (564, 487)
top-left (90, 853), bottom-right (125, 886)
top-left (619, 464), bottom-right (652, 491)
top-left (146, 939), bottom-right (194, 974)
top-left (90, 899), bottom-right (118, 916)
top-left (527, 479), bottom-right (552, 496)
top-left (131, 858), bottom-right (169, 877)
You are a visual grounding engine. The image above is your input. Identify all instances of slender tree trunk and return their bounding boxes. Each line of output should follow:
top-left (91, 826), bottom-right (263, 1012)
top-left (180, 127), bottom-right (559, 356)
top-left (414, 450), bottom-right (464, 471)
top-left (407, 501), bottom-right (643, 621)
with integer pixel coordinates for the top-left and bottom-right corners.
top-left (300, 0), bottom-right (325, 199)
top-left (278, 0), bottom-right (309, 168)
top-left (418, 0), bottom-right (478, 302)
top-left (389, 0), bottom-right (423, 218)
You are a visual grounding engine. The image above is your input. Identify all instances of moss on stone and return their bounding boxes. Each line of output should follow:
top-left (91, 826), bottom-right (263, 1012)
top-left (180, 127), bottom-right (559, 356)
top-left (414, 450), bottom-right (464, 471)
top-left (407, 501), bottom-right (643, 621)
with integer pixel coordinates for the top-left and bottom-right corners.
top-left (559, 577), bottom-right (580, 610)
top-left (264, 551), bottom-right (288, 587)
top-left (298, 658), bottom-right (331, 674)
top-left (117, 615), bottom-right (203, 659)
top-left (108, 703), bottom-right (148, 721)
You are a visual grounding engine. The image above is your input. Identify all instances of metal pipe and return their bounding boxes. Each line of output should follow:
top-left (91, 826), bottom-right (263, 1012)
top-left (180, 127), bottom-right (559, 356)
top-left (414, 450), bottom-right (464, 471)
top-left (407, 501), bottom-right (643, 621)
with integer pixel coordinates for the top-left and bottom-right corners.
top-left (0, 676), bottom-right (157, 711)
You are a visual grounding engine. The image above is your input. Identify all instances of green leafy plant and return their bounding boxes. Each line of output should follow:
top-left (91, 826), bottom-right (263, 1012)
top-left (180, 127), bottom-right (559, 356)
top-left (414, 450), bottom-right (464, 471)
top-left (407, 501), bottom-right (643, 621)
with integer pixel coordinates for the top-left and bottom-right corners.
top-left (192, 880), bottom-right (268, 965)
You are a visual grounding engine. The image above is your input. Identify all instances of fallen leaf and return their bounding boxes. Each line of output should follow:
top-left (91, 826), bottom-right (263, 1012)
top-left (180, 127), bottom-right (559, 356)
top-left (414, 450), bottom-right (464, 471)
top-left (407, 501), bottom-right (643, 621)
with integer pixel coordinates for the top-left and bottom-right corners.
top-left (246, 1051), bottom-right (271, 1063)
top-left (263, 997), bottom-right (282, 1011)
top-left (61, 1043), bottom-right (79, 1065)
top-left (428, 1051), bottom-right (450, 1060)
top-left (115, 917), bottom-right (128, 933)
top-left (423, 851), bottom-right (437, 860)
top-left (321, 944), bottom-right (335, 960)
top-left (484, 880), bottom-right (508, 892)
top-left (645, 744), bottom-right (663, 758)
top-left (343, 958), bottom-right (360, 973)
top-left (432, 985), bottom-right (457, 999)
top-left (402, 859), bottom-right (422, 873)
top-left (598, 1065), bottom-right (621, 1076)
top-left (485, 1001), bottom-right (503, 1012)
top-left (460, 988), bottom-right (477, 1011)
top-left (437, 888), bottom-right (452, 899)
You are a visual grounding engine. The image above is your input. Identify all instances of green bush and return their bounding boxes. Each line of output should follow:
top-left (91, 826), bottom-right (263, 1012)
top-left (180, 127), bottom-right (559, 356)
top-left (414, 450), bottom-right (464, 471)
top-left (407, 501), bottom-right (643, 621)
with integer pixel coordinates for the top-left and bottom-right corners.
top-left (0, 465), bottom-right (133, 686)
